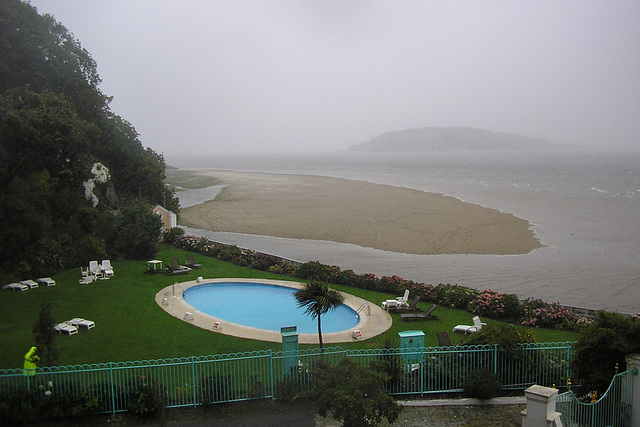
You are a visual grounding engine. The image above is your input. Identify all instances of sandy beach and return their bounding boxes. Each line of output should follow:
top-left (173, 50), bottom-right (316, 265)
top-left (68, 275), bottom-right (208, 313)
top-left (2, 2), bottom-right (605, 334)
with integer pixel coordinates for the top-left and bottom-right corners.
top-left (179, 171), bottom-right (542, 256)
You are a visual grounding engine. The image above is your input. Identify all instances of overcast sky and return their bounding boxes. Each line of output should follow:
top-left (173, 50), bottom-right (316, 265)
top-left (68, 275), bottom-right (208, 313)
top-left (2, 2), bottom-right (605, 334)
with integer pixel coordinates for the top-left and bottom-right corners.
top-left (30, 0), bottom-right (640, 155)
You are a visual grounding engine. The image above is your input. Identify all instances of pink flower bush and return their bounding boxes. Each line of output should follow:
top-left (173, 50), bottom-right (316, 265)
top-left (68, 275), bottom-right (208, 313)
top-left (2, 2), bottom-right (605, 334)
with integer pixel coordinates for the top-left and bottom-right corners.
top-left (469, 289), bottom-right (522, 320)
top-left (521, 299), bottom-right (579, 329)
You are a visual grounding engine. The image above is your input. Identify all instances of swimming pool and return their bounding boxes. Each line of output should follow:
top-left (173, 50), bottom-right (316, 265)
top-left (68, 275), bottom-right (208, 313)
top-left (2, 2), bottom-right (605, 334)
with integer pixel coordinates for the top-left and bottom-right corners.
top-left (183, 282), bottom-right (359, 333)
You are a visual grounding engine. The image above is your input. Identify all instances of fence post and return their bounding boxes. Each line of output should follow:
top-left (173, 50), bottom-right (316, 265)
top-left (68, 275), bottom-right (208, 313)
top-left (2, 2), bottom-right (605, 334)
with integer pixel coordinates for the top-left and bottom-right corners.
top-left (521, 385), bottom-right (561, 427)
top-left (109, 362), bottom-right (116, 415)
top-left (191, 356), bottom-right (197, 408)
top-left (628, 354), bottom-right (640, 427)
top-left (269, 349), bottom-right (274, 401)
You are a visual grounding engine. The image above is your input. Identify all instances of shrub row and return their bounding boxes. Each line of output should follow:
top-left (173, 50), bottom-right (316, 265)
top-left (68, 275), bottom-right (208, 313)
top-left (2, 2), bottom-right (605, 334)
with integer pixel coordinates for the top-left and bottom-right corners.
top-left (171, 232), bottom-right (584, 330)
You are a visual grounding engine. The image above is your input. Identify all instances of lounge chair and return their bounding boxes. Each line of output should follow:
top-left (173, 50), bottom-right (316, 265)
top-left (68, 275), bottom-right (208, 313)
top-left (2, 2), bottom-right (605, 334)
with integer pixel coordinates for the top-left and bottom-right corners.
top-left (101, 260), bottom-right (114, 277)
top-left (79, 275), bottom-right (96, 285)
top-left (3, 282), bottom-right (28, 291)
top-left (382, 289), bottom-right (410, 310)
top-left (185, 254), bottom-right (202, 269)
top-left (436, 331), bottom-right (453, 346)
top-left (452, 316), bottom-right (486, 334)
top-left (53, 323), bottom-right (78, 335)
top-left (164, 258), bottom-right (190, 275)
top-left (67, 318), bottom-right (95, 330)
top-left (20, 280), bottom-right (39, 289)
top-left (387, 296), bottom-right (421, 313)
top-left (401, 304), bottom-right (438, 321)
top-left (37, 277), bottom-right (56, 286)
top-left (89, 260), bottom-right (104, 279)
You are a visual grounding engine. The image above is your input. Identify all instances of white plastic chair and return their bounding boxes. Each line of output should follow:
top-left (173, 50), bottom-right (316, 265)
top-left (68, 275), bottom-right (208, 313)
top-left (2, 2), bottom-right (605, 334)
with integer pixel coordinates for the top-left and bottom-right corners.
top-left (453, 316), bottom-right (486, 334)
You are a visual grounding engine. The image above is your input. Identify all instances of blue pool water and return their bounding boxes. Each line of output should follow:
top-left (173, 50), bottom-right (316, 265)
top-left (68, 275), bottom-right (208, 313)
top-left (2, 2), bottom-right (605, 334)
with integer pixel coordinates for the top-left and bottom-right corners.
top-left (182, 282), bottom-right (359, 333)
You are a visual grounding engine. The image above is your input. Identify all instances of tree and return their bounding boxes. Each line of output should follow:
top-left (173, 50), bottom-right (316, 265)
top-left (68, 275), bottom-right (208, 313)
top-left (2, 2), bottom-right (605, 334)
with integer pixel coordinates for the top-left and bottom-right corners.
top-left (0, 1), bottom-right (180, 281)
top-left (109, 202), bottom-right (163, 260)
top-left (310, 358), bottom-right (402, 427)
top-left (571, 311), bottom-right (640, 394)
top-left (294, 280), bottom-right (344, 349)
top-left (32, 303), bottom-right (58, 366)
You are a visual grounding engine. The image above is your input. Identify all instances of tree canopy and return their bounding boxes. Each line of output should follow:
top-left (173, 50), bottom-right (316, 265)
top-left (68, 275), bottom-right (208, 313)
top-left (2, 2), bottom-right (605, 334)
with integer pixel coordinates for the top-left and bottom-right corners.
top-left (0, 0), bottom-right (179, 280)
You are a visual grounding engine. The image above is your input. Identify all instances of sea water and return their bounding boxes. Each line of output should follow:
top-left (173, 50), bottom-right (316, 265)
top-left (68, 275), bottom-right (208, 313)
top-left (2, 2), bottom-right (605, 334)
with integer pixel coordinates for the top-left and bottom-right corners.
top-left (169, 150), bottom-right (640, 314)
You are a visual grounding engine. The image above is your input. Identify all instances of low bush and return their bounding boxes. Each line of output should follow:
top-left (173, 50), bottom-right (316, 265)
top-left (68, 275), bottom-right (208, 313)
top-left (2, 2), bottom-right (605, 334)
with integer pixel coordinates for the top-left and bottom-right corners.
top-left (469, 289), bottom-right (523, 320)
top-left (464, 369), bottom-right (502, 400)
top-left (521, 299), bottom-right (579, 330)
top-left (126, 377), bottom-right (163, 416)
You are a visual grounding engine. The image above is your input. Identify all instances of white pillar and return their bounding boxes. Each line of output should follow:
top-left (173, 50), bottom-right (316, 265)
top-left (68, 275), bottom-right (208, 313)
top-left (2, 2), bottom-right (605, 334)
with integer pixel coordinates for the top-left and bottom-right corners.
top-left (627, 354), bottom-right (640, 427)
top-left (521, 385), bottom-right (562, 427)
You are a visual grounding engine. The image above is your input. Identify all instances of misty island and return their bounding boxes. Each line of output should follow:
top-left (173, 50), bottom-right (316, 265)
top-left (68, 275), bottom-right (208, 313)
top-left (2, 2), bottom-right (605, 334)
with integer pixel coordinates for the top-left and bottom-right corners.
top-left (348, 126), bottom-right (571, 152)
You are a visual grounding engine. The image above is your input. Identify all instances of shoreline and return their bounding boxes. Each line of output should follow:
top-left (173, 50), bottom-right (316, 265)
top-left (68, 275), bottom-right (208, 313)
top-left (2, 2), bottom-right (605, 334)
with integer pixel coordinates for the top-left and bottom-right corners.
top-left (179, 170), bottom-right (543, 256)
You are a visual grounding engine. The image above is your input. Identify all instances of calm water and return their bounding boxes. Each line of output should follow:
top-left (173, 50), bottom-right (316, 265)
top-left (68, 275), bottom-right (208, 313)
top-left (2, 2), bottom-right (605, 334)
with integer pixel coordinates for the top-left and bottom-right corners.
top-left (183, 282), bottom-right (359, 333)
top-left (169, 150), bottom-right (640, 314)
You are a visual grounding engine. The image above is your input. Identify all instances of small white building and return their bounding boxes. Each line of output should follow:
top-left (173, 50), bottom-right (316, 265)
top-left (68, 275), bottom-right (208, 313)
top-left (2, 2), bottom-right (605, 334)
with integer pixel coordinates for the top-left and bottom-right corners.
top-left (152, 205), bottom-right (177, 233)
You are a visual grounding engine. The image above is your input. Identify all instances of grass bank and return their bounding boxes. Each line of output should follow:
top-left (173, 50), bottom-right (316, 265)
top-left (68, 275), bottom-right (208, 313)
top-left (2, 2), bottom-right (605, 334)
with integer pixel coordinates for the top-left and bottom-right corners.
top-left (0, 245), bottom-right (577, 369)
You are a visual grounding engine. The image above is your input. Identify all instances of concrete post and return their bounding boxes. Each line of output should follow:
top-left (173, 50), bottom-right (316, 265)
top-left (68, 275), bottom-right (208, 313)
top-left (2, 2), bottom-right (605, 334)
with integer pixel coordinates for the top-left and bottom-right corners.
top-left (627, 354), bottom-right (640, 427)
top-left (521, 385), bottom-right (562, 427)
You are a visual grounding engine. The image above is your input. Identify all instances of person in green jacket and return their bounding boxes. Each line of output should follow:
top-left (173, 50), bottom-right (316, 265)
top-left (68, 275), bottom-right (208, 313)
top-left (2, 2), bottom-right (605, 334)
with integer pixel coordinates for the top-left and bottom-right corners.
top-left (23, 346), bottom-right (39, 377)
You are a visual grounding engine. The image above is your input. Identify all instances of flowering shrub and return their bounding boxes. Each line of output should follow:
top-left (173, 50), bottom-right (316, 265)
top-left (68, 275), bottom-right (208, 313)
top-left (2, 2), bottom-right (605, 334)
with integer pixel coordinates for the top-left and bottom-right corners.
top-left (469, 289), bottom-right (523, 320)
top-left (521, 299), bottom-right (579, 330)
top-left (173, 235), bottom-right (279, 271)
top-left (432, 284), bottom-right (479, 310)
top-left (268, 260), bottom-right (298, 276)
top-left (632, 313), bottom-right (640, 320)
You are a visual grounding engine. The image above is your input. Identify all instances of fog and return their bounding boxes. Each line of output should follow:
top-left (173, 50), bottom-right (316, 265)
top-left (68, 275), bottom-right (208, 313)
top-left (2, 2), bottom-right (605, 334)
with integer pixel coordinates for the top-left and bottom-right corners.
top-left (30, 1), bottom-right (640, 155)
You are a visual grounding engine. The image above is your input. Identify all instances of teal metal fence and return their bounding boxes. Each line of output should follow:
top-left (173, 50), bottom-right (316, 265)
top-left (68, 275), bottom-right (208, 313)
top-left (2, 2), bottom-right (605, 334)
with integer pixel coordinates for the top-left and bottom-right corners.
top-left (557, 366), bottom-right (638, 427)
top-left (0, 342), bottom-right (573, 417)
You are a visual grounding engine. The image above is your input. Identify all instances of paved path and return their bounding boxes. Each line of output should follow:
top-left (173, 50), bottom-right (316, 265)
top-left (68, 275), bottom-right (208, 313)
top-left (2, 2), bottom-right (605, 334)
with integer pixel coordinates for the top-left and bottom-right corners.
top-left (33, 397), bottom-right (526, 426)
top-left (315, 398), bottom-right (526, 427)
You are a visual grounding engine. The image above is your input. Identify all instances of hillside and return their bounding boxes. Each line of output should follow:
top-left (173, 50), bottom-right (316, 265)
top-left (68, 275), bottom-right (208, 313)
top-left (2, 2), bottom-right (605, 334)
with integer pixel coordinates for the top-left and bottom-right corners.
top-left (349, 127), bottom-right (568, 152)
top-left (0, 0), bottom-right (179, 281)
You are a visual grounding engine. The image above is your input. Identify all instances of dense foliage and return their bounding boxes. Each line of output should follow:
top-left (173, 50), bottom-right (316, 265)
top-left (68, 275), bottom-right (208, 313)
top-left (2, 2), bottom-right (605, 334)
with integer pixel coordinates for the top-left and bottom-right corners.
top-left (309, 358), bottom-right (402, 427)
top-left (571, 311), bottom-right (640, 394)
top-left (0, 1), bottom-right (178, 281)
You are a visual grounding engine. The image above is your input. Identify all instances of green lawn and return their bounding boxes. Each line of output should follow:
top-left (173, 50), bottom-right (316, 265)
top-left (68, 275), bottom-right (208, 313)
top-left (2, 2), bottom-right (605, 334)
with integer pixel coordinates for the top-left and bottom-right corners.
top-left (0, 244), bottom-right (577, 369)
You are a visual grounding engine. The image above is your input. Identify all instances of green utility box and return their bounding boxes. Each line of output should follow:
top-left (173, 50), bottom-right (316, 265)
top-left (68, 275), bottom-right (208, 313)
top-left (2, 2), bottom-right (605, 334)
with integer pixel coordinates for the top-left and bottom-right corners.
top-left (398, 330), bottom-right (425, 365)
top-left (281, 326), bottom-right (299, 375)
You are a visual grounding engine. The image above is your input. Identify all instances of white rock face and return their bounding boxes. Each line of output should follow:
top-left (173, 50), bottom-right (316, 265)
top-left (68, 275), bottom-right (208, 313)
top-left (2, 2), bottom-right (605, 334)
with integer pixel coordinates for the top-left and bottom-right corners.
top-left (83, 162), bottom-right (110, 207)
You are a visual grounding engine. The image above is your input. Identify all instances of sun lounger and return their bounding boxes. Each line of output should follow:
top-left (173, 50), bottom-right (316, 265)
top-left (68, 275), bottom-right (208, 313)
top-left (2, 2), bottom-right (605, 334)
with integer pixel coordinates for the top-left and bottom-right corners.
top-left (185, 254), bottom-right (202, 269)
top-left (382, 289), bottom-right (410, 310)
top-left (37, 277), bottom-right (56, 286)
top-left (453, 316), bottom-right (486, 334)
top-left (401, 304), bottom-right (438, 321)
top-left (387, 296), bottom-right (421, 313)
top-left (53, 323), bottom-right (78, 335)
top-left (79, 275), bottom-right (96, 285)
top-left (165, 258), bottom-right (190, 275)
top-left (20, 280), bottom-right (39, 289)
top-left (436, 331), bottom-right (453, 346)
top-left (67, 318), bottom-right (95, 330)
top-left (3, 282), bottom-right (28, 291)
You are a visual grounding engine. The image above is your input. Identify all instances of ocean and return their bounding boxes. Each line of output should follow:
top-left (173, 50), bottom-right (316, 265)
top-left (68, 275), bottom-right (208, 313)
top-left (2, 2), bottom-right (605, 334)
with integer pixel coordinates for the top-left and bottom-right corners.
top-left (168, 150), bottom-right (640, 314)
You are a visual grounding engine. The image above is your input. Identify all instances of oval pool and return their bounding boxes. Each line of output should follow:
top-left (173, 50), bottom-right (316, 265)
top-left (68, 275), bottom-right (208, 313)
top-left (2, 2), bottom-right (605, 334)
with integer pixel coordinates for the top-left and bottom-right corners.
top-left (182, 282), bottom-right (359, 333)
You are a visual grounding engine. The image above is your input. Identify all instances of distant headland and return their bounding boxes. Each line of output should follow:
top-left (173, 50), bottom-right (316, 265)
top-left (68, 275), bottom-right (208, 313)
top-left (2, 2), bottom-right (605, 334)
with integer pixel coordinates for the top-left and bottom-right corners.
top-left (348, 127), bottom-right (573, 152)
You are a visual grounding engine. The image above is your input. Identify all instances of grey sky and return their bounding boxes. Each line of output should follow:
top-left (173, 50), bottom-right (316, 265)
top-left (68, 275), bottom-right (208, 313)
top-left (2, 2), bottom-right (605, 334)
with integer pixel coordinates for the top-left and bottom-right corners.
top-left (30, 0), bottom-right (640, 155)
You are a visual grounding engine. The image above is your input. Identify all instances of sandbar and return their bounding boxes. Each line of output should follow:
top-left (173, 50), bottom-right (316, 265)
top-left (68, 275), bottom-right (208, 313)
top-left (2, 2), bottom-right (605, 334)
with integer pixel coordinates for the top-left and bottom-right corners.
top-left (179, 171), bottom-right (543, 255)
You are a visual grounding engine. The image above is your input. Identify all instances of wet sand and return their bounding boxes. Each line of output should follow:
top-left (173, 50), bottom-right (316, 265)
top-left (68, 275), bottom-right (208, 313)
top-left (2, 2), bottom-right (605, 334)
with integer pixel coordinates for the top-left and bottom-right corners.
top-left (179, 171), bottom-right (542, 256)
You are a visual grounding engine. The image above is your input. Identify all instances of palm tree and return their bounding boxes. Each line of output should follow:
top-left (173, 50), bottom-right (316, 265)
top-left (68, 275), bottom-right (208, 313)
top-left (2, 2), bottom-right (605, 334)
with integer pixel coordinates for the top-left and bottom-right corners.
top-left (294, 280), bottom-right (345, 349)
